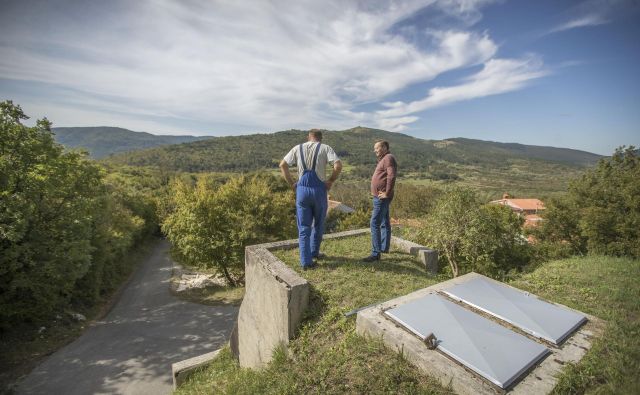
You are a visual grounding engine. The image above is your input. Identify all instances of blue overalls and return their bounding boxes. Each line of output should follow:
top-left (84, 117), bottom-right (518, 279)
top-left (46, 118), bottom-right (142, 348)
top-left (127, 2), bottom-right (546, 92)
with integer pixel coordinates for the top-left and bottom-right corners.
top-left (296, 142), bottom-right (327, 267)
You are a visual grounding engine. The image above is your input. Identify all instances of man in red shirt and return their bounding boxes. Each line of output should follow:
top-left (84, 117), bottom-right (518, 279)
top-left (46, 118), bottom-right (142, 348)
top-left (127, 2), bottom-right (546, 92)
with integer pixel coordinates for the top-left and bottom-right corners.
top-left (363, 140), bottom-right (397, 262)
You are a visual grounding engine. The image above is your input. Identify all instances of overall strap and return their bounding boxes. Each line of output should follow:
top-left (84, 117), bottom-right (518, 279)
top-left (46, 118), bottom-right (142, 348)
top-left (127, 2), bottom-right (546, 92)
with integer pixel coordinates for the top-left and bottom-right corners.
top-left (311, 142), bottom-right (322, 172)
top-left (298, 144), bottom-right (308, 171)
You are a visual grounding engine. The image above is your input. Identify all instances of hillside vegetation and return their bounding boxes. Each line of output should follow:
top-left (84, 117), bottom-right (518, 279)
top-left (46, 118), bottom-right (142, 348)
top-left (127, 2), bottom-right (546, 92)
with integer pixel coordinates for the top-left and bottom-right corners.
top-left (103, 126), bottom-right (600, 173)
top-left (52, 126), bottom-right (212, 158)
top-left (99, 127), bottom-right (601, 199)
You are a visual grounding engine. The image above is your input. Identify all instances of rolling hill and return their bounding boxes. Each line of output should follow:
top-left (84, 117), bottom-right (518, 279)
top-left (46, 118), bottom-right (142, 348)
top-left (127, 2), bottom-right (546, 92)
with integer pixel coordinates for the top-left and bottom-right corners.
top-left (102, 126), bottom-right (602, 173)
top-left (52, 127), bottom-right (212, 158)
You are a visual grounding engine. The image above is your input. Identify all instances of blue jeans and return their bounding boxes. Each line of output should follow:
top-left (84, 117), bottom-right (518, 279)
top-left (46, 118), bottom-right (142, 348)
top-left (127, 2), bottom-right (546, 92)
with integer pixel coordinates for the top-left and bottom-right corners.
top-left (370, 196), bottom-right (391, 256)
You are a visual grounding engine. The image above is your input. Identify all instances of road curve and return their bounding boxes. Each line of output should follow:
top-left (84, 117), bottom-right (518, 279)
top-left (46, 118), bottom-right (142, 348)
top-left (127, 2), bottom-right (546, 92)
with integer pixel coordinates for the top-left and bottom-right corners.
top-left (17, 238), bottom-right (238, 395)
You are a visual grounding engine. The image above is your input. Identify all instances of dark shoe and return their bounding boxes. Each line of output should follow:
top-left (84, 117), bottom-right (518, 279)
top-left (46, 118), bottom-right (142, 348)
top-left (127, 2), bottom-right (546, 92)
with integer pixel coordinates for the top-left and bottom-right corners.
top-left (313, 252), bottom-right (327, 260)
top-left (362, 255), bottom-right (380, 262)
top-left (302, 263), bottom-right (318, 271)
top-left (382, 249), bottom-right (390, 253)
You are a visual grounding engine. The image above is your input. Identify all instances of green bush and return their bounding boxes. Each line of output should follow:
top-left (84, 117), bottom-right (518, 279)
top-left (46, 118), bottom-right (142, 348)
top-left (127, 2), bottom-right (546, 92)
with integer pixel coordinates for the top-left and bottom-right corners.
top-left (389, 183), bottom-right (442, 219)
top-left (416, 187), bottom-right (530, 278)
top-left (534, 146), bottom-right (639, 258)
top-left (162, 173), bottom-right (296, 285)
top-left (333, 208), bottom-right (371, 232)
top-left (0, 101), bottom-right (156, 329)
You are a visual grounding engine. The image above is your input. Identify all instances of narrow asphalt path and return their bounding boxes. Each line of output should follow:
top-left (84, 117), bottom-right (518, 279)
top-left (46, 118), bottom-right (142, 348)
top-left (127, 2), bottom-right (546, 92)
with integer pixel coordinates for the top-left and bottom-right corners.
top-left (17, 239), bottom-right (239, 395)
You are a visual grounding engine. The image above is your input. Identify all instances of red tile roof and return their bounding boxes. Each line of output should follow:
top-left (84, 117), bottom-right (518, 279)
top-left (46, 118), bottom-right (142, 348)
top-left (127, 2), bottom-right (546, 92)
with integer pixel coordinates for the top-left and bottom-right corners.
top-left (490, 198), bottom-right (545, 211)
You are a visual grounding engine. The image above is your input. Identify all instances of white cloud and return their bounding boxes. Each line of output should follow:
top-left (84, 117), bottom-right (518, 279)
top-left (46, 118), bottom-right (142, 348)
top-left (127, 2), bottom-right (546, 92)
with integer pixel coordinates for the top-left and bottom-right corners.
top-left (547, 0), bottom-right (634, 34)
top-left (374, 56), bottom-right (548, 130)
top-left (0, 0), bottom-right (543, 135)
top-left (549, 14), bottom-right (609, 34)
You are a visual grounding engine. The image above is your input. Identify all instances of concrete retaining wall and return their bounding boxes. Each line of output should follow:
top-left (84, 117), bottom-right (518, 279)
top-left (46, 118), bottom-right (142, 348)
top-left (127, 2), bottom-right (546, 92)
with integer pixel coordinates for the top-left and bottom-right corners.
top-left (236, 245), bottom-right (310, 368)
top-left (391, 236), bottom-right (438, 274)
top-left (234, 228), bottom-right (436, 369)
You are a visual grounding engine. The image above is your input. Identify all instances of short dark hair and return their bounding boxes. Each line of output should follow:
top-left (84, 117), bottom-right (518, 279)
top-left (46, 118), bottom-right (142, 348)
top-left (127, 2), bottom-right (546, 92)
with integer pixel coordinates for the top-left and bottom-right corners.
top-left (376, 140), bottom-right (389, 150)
top-left (309, 129), bottom-right (323, 141)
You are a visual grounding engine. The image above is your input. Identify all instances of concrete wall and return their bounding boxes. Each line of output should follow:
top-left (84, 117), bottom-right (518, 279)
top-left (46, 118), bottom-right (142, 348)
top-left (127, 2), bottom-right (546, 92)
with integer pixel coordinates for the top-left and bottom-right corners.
top-left (234, 228), bottom-right (436, 369)
top-left (391, 236), bottom-right (438, 274)
top-left (236, 245), bottom-right (309, 369)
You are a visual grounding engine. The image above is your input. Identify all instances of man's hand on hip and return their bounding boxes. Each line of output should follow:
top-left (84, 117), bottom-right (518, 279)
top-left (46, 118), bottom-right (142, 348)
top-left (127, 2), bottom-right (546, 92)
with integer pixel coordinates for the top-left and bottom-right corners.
top-left (378, 191), bottom-right (388, 199)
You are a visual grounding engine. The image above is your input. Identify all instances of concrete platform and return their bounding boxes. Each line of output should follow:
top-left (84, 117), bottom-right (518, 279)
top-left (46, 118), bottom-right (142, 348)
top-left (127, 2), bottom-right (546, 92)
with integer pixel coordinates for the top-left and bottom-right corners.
top-left (232, 228), bottom-right (438, 369)
top-left (356, 272), bottom-right (605, 394)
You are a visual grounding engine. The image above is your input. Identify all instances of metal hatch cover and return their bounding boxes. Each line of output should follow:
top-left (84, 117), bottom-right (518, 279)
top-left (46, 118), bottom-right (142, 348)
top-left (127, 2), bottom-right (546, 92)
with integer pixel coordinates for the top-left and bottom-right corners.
top-left (384, 293), bottom-right (549, 390)
top-left (442, 276), bottom-right (587, 345)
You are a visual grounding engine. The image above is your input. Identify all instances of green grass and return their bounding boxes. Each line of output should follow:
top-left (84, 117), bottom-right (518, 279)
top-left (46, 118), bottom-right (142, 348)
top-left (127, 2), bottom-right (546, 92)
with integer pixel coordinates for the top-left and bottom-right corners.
top-left (175, 238), bottom-right (640, 395)
top-left (510, 255), bottom-right (640, 394)
top-left (175, 235), bottom-right (452, 394)
top-left (400, 158), bottom-right (583, 200)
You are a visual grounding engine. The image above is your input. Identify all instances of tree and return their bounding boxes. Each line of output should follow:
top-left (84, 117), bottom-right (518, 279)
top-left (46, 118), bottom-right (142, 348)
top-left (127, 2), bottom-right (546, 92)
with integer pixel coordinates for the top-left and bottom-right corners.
top-left (1, 101), bottom-right (103, 326)
top-left (528, 196), bottom-right (586, 259)
top-left (162, 174), bottom-right (296, 285)
top-left (0, 101), bottom-right (156, 328)
top-left (417, 188), bottom-right (478, 277)
top-left (417, 187), bottom-right (529, 277)
top-left (537, 146), bottom-right (640, 258)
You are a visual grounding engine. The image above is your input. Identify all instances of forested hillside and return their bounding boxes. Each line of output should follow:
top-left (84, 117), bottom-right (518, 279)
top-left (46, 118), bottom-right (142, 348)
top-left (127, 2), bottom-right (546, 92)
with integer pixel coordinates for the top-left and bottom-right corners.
top-left (1, 104), bottom-right (161, 329)
top-left (52, 127), bottom-right (212, 158)
top-left (103, 126), bottom-right (601, 173)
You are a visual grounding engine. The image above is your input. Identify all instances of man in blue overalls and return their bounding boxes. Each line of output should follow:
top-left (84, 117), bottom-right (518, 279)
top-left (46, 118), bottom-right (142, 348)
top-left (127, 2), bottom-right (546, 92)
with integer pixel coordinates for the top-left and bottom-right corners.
top-left (280, 130), bottom-right (342, 269)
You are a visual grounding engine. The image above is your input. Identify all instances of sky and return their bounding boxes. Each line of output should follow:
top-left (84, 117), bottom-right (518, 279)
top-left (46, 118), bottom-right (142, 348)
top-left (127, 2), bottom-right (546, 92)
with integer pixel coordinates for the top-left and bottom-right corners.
top-left (1, 0), bottom-right (638, 155)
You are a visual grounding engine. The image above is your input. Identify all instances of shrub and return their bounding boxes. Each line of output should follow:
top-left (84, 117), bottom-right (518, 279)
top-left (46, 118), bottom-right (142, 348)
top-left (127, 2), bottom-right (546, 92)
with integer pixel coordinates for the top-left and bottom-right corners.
top-left (534, 146), bottom-right (639, 258)
top-left (162, 173), bottom-right (296, 285)
top-left (0, 101), bottom-right (156, 328)
top-left (416, 187), bottom-right (529, 278)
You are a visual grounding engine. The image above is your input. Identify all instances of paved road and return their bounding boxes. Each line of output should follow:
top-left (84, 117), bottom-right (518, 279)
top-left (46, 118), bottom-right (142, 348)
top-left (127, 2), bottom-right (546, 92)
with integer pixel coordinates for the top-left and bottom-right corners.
top-left (18, 239), bottom-right (239, 395)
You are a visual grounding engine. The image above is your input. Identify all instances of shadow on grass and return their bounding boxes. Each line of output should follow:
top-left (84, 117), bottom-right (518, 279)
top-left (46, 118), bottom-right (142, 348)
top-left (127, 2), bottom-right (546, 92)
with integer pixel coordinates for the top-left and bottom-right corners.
top-left (299, 285), bottom-right (328, 324)
top-left (317, 253), bottom-right (429, 277)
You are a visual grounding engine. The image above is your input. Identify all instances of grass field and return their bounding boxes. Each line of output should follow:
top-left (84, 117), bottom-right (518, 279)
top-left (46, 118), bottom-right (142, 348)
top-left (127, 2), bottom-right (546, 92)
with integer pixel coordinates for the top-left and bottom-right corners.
top-left (400, 159), bottom-right (584, 201)
top-left (176, 235), bottom-right (452, 394)
top-left (174, 236), bottom-right (640, 395)
top-left (511, 255), bottom-right (640, 394)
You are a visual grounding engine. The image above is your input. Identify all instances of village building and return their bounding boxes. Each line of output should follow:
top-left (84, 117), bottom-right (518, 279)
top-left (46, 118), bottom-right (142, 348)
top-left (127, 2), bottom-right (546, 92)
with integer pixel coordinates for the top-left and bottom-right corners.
top-left (489, 193), bottom-right (545, 227)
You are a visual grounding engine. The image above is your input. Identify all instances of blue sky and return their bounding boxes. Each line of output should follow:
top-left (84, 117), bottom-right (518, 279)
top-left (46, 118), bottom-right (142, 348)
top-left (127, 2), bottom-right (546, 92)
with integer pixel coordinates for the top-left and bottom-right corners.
top-left (1, 0), bottom-right (638, 155)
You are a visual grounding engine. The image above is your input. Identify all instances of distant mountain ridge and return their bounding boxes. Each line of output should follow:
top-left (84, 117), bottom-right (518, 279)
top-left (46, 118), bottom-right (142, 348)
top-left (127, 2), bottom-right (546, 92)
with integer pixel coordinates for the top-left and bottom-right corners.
top-left (99, 126), bottom-right (602, 173)
top-left (52, 126), bottom-right (212, 158)
top-left (445, 138), bottom-right (601, 167)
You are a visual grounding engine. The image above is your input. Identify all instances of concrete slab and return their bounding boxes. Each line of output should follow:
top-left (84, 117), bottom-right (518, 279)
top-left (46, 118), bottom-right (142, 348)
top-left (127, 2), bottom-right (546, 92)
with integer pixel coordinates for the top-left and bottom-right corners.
top-left (391, 236), bottom-right (438, 274)
top-left (356, 272), bottom-right (605, 394)
top-left (172, 348), bottom-right (222, 389)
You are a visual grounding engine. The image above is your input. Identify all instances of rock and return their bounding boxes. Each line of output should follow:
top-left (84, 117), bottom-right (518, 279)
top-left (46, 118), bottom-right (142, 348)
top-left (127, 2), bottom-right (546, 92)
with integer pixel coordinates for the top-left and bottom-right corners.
top-left (38, 326), bottom-right (46, 334)
top-left (70, 313), bottom-right (86, 321)
top-left (175, 273), bottom-right (226, 292)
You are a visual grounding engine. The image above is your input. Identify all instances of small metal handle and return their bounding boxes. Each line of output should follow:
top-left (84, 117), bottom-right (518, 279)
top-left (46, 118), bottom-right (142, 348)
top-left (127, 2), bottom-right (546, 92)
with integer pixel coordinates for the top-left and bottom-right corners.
top-left (424, 333), bottom-right (437, 350)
